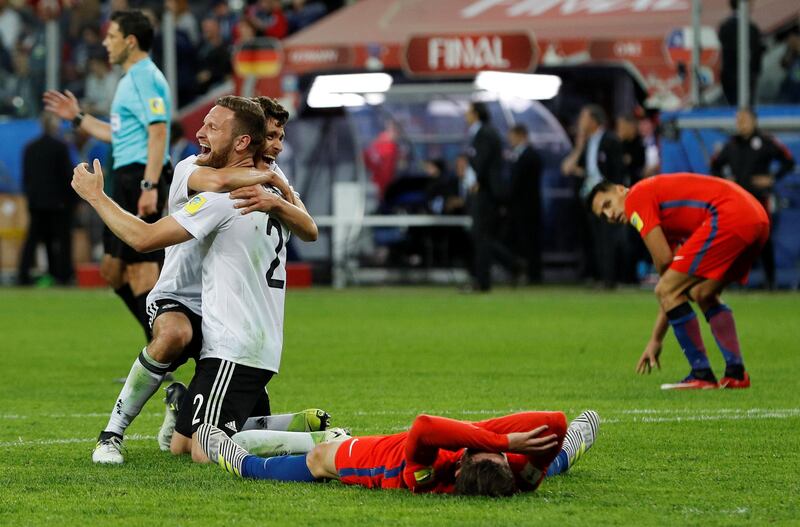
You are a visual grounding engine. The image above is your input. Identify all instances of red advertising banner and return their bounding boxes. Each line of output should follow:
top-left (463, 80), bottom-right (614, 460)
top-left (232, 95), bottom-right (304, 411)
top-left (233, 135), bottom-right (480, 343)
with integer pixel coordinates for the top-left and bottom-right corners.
top-left (403, 32), bottom-right (536, 77)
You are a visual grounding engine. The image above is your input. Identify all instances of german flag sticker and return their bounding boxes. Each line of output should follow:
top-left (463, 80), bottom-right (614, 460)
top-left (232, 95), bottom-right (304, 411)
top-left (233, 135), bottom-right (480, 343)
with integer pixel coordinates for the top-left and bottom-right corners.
top-left (630, 211), bottom-right (644, 232)
top-left (149, 97), bottom-right (166, 115)
top-left (183, 195), bottom-right (207, 216)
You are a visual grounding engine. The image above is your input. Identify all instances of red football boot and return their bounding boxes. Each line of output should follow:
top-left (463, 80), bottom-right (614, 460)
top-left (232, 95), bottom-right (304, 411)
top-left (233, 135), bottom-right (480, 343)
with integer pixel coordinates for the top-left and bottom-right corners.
top-left (661, 374), bottom-right (719, 390)
top-left (719, 372), bottom-right (751, 389)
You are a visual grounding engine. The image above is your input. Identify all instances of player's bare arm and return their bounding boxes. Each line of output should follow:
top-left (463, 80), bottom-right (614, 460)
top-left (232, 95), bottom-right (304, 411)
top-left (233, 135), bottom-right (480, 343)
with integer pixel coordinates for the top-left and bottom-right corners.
top-left (137, 122), bottom-right (168, 217)
top-left (231, 185), bottom-right (318, 242)
top-left (73, 159), bottom-right (192, 252)
top-left (637, 308), bottom-right (667, 375)
top-left (42, 89), bottom-right (112, 143)
top-left (642, 226), bottom-right (673, 275)
top-left (188, 166), bottom-right (290, 195)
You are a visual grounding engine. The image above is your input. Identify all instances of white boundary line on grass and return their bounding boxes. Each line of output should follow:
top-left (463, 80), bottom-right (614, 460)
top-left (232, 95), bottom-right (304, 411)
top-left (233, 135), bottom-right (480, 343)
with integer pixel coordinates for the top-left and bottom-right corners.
top-left (1, 408), bottom-right (797, 449)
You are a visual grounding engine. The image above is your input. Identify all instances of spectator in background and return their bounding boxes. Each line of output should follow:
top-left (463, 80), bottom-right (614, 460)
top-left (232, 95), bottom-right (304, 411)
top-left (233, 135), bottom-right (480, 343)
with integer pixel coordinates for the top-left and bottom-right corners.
top-left (211, 0), bottom-right (238, 45)
top-left (0, 0), bottom-right (23, 55)
top-left (464, 101), bottom-right (522, 292)
top-left (561, 104), bottom-right (625, 288)
top-left (710, 108), bottom-right (795, 289)
top-left (616, 114), bottom-right (646, 186)
top-left (718, 0), bottom-right (764, 106)
top-left (71, 24), bottom-right (104, 79)
top-left (169, 0), bottom-right (199, 47)
top-left (82, 52), bottom-right (119, 116)
top-left (616, 114), bottom-right (649, 283)
top-left (507, 124), bottom-right (542, 283)
top-left (638, 113), bottom-right (661, 179)
top-left (287, 0), bottom-right (326, 34)
top-left (196, 17), bottom-right (232, 94)
top-left (778, 27), bottom-right (800, 103)
top-left (18, 113), bottom-right (76, 286)
top-left (168, 120), bottom-right (199, 165)
top-left (145, 5), bottom-right (196, 106)
top-left (246, 0), bottom-right (288, 40)
top-left (363, 120), bottom-right (399, 199)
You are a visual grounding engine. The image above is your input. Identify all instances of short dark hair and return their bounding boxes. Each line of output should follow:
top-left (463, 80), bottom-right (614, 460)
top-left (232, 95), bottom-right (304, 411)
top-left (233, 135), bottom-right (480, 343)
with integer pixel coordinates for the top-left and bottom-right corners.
top-left (585, 179), bottom-right (617, 212)
top-left (216, 95), bottom-right (266, 153)
top-left (110, 10), bottom-right (154, 52)
top-left (583, 104), bottom-right (607, 127)
top-left (251, 96), bottom-right (289, 127)
top-left (454, 452), bottom-right (516, 497)
top-left (470, 101), bottom-right (490, 123)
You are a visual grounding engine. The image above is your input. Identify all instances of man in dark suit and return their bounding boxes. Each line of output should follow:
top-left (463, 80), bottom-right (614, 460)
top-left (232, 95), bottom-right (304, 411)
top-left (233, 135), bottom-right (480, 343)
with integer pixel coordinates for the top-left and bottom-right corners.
top-left (561, 104), bottom-right (625, 287)
top-left (507, 124), bottom-right (543, 283)
top-left (464, 101), bottom-right (519, 291)
top-left (18, 112), bottom-right (76, 285)
top-left (718, 0), bottom-right (764, 107)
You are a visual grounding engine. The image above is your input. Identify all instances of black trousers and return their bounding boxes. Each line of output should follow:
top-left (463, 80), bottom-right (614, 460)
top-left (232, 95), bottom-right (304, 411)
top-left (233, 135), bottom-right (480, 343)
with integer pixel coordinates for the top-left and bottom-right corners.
top-left (18, 208), bottom-right (73, 284)
top-left (471, 193), bottom-right (519, 290)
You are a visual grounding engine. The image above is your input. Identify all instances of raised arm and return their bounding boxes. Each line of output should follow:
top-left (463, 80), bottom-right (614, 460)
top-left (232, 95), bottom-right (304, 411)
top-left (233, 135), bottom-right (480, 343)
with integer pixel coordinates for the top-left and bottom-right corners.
top-left (405, 414), bottom-right (509, 467)
top-left (188, 166), bottom-right (293, 197)
top-left (72, 159), bottom-right (192, 252)
top-left (43, 90), bottom-right (112, 143)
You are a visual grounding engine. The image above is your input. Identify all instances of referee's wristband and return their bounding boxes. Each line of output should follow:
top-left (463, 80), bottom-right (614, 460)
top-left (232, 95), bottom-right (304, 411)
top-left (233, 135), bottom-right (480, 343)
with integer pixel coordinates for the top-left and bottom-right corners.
top-left (72, 112), bottom-right (85, 128)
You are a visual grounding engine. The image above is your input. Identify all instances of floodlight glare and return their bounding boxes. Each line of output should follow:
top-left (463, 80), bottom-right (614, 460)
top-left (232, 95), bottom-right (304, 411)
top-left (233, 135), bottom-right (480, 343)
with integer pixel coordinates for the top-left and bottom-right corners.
top-left (308, 73), bottom-right (393, 108)
top-left (474, 72), bottom-right (561, 100)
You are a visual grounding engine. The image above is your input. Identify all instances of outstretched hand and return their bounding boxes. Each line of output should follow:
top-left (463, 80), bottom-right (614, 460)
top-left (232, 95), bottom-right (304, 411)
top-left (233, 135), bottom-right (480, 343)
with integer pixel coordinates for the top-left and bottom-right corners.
top-left (636, 340), bottom-right (662, 374)
top-left (72, 159), bottom-right (106, 203)
top-left (43, 90), bottom-right (81, 121)
top-left (506, 425), bottom-right (559, 454)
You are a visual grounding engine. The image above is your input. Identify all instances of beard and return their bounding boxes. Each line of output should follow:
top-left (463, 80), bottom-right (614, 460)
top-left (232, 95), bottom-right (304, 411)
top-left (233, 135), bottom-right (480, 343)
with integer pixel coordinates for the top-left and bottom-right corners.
top-left (196, 139), bottom-right (234, 169)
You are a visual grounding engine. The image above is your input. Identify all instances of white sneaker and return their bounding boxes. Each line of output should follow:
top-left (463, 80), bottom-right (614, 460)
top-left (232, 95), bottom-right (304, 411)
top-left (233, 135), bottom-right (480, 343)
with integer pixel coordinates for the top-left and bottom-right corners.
top-left (92, 434), bottom-right (124, 464)
top-left (564, 410), bottom-right (600, 468)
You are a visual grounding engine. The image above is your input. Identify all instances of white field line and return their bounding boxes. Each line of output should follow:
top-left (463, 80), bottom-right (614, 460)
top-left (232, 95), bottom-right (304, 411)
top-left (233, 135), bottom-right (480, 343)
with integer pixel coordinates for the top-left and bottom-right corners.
top-left (0, 434), bottom-right (156, 448)
top-left (0, 408), bottom-right (797, 449)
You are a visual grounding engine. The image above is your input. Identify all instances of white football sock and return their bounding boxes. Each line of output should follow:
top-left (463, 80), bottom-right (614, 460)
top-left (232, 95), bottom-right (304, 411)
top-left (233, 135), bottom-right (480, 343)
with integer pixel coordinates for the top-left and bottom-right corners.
top-left (231, 430), bottom-right (317, 457)
top-left (242, 413), bottom-right (297, 432)
top-left (104, 347), bottom-right (169, 437)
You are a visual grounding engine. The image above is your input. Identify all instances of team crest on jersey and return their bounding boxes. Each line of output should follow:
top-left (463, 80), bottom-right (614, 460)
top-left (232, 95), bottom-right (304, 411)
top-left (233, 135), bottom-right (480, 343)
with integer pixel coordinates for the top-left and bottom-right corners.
top-left (149, 97), bottom-right (166, 115)
top-left (630, 211), bottom-right (644, 232)
top-left (183, 195), bottom-right (207, 215)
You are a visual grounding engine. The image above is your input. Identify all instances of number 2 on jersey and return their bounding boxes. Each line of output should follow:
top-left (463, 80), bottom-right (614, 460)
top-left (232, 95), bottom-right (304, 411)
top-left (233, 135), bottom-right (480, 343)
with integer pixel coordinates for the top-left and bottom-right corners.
top-left (265, 217), bottom-right (285, 289)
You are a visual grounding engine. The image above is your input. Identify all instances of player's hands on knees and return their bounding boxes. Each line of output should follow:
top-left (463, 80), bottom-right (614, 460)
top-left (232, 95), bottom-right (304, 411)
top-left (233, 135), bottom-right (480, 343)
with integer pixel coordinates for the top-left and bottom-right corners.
top-left (231, 184), bottom-right (284, 215)
top-left (43, 89), bottom-right (81, 120)
top-left (72, 159), bottom-right (105, 203)
top-left (636, 340), bottom-right (662, 374)
top-left (506, 425), bottom-right (559, 454)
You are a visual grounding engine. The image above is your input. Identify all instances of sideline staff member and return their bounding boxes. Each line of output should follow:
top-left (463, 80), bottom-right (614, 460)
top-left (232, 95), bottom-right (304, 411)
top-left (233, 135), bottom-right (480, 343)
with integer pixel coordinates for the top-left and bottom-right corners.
top-left (44, 10), bottom-right (172, 339)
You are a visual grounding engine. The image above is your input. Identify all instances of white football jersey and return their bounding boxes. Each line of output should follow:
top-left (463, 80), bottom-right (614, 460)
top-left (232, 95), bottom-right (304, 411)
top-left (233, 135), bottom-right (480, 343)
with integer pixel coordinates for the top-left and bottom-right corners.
top-left (146, 155), bottom-right (203, 315)
top-left (172, 191), bottom-right (290, 372)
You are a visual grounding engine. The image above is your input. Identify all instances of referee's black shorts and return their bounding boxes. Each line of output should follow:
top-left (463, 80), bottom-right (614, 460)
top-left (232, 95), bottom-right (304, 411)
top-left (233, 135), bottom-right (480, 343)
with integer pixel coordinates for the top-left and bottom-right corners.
top-left (102, 162), bottom-right (172, 264)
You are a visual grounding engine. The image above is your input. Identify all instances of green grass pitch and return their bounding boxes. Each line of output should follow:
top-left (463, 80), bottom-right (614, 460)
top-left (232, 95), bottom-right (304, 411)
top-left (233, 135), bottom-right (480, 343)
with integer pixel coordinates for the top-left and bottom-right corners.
top-left (1, 287), bottom-right (798, 526)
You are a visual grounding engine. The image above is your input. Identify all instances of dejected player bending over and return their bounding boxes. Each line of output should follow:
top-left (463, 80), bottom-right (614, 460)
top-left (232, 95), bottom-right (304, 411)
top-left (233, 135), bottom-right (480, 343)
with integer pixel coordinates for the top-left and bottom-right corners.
top-left (588, 173), bottom-right (768, 390)
top-left (197, 410), bottom-right (600, 496)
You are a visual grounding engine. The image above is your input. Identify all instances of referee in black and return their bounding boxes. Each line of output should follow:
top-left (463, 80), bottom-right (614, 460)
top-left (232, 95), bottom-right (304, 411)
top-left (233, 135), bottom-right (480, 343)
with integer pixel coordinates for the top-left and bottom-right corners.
top-left (44, 10), bottom-right (172, 339)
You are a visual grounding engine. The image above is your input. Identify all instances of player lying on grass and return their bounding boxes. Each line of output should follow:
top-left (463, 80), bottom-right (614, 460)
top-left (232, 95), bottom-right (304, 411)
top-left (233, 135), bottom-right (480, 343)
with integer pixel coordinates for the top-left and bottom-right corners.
top-left (197, 410), bottom-right (599, 497)
top-left (588, 173), bottom-right (767, 390)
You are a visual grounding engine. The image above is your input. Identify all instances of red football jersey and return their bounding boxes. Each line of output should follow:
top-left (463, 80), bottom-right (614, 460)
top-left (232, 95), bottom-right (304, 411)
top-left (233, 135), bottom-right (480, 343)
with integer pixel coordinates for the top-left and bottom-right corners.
top-left (624, 173), bottom-right (768, 246)
top-left (334, 412), bottom-right (567, 494)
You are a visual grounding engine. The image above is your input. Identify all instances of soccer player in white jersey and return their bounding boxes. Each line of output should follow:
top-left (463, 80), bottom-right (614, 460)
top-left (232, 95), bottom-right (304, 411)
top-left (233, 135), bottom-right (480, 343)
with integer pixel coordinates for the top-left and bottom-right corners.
top-left (91, 97), bottom-right (321, 464)
top-left (74, 96), bottom-right (316, 463)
